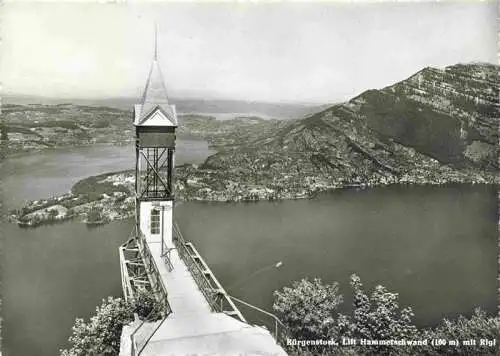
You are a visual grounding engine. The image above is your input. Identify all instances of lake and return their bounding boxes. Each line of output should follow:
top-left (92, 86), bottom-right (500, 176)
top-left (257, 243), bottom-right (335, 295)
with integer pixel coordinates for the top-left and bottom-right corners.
top-left (1, 141), bottom-right (215, 208)
top-left (1, 143), bottom-right (497, 356)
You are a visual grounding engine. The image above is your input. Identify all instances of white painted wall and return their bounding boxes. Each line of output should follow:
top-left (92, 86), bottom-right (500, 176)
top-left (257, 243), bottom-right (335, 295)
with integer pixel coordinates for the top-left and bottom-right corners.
top-left (134, 105), bottom-right (177, 127)
top-left (141, 110), bottom-right (174, 126)
top-left (139, 200), bottom-right (174, 247)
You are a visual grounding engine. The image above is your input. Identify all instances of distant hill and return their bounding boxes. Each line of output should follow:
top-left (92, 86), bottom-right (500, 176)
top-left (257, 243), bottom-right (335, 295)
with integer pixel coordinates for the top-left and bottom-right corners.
top-left (196, 63), bottom-right (498, 193)
top-left (2, 94), bottom-right (328, 120)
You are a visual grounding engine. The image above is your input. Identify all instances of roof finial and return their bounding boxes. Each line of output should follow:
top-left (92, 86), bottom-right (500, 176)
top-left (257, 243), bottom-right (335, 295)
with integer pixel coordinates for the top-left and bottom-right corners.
top-left (154, 23), bottom-right (158, 60)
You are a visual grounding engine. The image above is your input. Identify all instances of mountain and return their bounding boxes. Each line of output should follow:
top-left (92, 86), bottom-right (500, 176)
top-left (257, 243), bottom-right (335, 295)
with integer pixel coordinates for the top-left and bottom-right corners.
top-left (271, 63), bottom-right (497, 166)
top-left (356, 63), bottom-right (498, 167)
top-left (176, 63), bottom-right (498, 201)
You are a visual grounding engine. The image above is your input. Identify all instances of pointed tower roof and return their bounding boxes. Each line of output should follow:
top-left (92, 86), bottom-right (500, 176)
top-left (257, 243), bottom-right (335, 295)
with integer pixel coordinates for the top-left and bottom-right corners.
top-left (135, 27), bottom-right (177, 126)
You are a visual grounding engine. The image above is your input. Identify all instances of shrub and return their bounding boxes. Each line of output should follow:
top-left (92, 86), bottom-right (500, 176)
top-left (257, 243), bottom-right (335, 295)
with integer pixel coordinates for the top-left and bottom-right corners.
top-left (274, 278), bottom-right (343, 341)
top-left (60, 290), bottom-right (165, 356)
top-left (60, 297), bottom-right (133, 356)
top-left (273, 278), bottom-right (344, 355)
top-left (131, 289), bottom-right (164, 322)
top-left (341, 274), bottom-right (419, 356)
top-left (274, 275), bottom-right (500, 356)
top-left (419, 308), bottom-right (500, 356)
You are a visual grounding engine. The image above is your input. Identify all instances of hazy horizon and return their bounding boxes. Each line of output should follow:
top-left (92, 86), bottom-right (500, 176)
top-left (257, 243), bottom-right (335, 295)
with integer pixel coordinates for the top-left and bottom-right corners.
top-left (3, 60), bottom-right (497, 107)
top-left (1, 91), bottom-right (331, 106)
top-left (1, 1), bottom-right (497, 104)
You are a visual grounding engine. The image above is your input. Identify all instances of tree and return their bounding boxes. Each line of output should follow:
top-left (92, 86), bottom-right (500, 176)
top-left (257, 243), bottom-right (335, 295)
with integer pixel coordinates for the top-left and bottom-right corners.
top-left (273, 275), bottom-right (418, 356)
top-left (274, 275), bottom-right (499, 356)
top-left (60, 297), bottom-right (133, 356)
top-left (341, 274), bottom-right (419, 355)
top-left (420, 308), bottom-right (500, 356)
top-left (273, 277), bottom-right (343, 354)
top-left (60, 290), bottom-right (165, 356)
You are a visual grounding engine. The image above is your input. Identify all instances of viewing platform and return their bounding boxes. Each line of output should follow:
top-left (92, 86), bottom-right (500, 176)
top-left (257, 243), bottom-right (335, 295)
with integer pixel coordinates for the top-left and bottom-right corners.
top-left (119, 222), bottom-right (287, 356)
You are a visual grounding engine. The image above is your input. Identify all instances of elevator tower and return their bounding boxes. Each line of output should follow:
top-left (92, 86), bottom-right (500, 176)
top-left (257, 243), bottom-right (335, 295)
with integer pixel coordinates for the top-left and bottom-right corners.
top-left (134, 33), bottom-right (177, 249)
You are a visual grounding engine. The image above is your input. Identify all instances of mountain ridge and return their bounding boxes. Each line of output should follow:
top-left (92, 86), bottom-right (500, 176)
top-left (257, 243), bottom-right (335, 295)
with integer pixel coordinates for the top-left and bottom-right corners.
top-left (236, 62), bottom-right (498, 169)
top-left (174, 62), bottom-right (498, 201)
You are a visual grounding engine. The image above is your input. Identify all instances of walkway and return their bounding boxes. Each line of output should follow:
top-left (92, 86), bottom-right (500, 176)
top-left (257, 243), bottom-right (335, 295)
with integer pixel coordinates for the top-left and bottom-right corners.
top-left (149, 241), bottom-right (212, 316)
top-left (120, 236), bottom-right (287, 355)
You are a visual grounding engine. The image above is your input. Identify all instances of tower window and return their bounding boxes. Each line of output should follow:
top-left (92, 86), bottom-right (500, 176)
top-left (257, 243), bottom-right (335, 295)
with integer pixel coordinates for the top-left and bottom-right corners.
top-left (151, 209), bottom-right (160, 234)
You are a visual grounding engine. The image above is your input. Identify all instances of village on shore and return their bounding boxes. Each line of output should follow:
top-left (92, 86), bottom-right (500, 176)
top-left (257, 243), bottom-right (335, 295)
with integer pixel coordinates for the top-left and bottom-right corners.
top-left (9, 164), bottom-right (497, 228)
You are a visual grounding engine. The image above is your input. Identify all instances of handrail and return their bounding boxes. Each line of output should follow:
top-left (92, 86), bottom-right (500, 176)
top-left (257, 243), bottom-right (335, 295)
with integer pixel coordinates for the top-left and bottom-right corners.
top-left (137, 231), bottom-right (171, 313)
top-left (129, 230), bottom-right (173, 356)
top-left (172, 222), bottom-right (218, 309)
top-left (160, 238), bottom-right (174, 272)
top-left (129, 299), bottom-right (168, 356)
top-left (130, 299), bottom-right (169, 356)
top-left (130, 317), bottom-right (142, 356)
top-left (228, 295), bottom-right (287, 344)
top-left (119, 244), bottom-right (135, 302)
top-left (172, 221), bottom-right (245, 322)
top-left (136, 314), bottom-right (168, 356)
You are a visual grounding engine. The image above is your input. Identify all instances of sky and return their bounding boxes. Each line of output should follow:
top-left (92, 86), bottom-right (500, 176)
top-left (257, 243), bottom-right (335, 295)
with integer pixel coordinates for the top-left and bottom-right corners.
top-left (0, 1), bottom-right (497, 104)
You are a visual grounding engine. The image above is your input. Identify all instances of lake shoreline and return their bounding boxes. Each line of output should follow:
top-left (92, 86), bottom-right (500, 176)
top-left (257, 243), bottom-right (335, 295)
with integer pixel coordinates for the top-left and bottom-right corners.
top-left (10, 168), bottom-right (497, 228)
top-left (3, 142), bottom-right (497, 356)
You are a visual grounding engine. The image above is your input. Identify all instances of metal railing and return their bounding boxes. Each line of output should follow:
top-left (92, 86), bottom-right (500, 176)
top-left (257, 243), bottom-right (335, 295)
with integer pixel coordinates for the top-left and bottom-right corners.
top-left (228, 295), bottom-right (288, 345)
top-left (172, 223), bottom-right (288, 345)
top-left (119, 241), bottom-right (135, 302)
top-left (172, 221), bottom-right (245, 322)
top-left (129, 230), bottom-right (173, 356)
top-left (130, 303), bottom-right (168, 356)
top-left (173, 225), bottom-right (217, 308)
top-left (119, 228), bottom-right (140, 303)
top-left (160, 238), bottom-right (174, 272)
top-left (137, 230), bottom-right (171, 313)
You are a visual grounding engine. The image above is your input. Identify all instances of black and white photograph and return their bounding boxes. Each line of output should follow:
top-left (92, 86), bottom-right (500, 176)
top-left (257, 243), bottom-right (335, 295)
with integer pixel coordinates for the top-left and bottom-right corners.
top-left (0, 1), bottom-right (498, 355)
